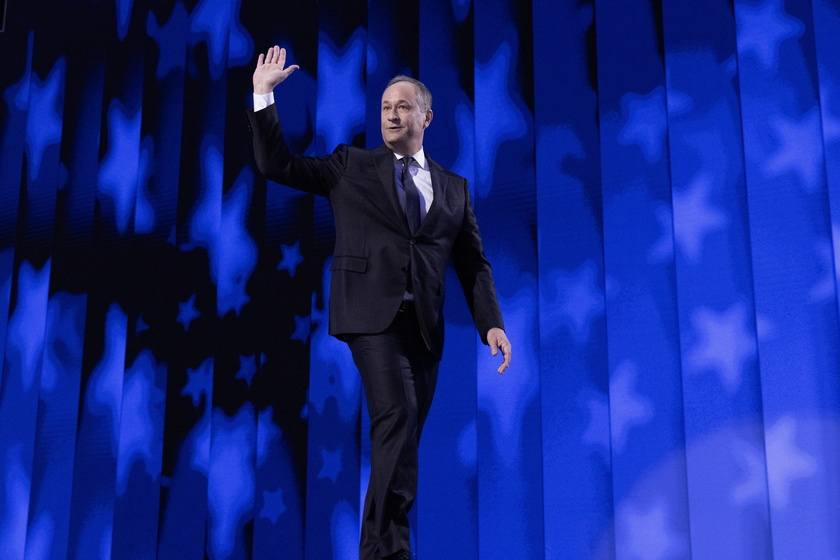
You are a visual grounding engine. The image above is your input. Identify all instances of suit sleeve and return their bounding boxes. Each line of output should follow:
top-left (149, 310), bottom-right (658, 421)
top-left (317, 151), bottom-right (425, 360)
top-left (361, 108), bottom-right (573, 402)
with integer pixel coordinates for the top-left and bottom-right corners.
top-left (450, 181), bottom-right (505, 345)
top-left (246, 104), bottom-right (344, 196)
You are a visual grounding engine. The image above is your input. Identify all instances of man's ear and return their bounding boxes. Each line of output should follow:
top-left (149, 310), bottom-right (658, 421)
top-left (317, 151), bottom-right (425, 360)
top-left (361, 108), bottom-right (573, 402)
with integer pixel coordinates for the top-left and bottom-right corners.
top-left (424, 109), bottom-right (433, 128)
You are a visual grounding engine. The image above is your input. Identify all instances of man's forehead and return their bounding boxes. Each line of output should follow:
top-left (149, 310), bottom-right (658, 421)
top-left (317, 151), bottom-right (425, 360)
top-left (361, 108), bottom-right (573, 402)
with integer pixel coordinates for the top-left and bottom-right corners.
top-left (382, 82), bottom-right (418, 102)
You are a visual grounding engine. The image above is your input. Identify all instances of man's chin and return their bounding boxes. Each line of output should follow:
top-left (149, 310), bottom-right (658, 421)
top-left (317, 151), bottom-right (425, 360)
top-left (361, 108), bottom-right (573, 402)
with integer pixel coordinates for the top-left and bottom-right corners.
top-left (383, 136), bottom-right (406, 153)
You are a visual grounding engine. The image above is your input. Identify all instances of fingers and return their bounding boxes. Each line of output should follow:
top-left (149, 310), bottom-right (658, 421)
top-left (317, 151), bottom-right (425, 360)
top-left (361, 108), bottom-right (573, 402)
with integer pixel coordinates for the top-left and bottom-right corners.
top-left (258, 46), bottom-right (281, 67)
top-left (487, 329), bottom-right (511, 375)
top-left (497, 345), bottom-right (511, 374)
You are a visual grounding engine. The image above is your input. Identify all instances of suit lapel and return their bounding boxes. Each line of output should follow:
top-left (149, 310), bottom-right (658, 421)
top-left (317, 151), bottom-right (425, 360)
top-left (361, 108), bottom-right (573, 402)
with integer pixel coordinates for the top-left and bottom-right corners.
top-left (371, 146), bottom-right (449, 235)
top-left (371, 144), bottom-right (407, 230)
top-left (419, 155), bottom-right (447, 234)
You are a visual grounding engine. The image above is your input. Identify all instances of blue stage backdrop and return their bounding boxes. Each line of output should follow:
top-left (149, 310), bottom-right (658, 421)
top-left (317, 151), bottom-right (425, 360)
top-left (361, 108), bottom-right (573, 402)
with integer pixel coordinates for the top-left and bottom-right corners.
top-left (2, 0), bottom-right (840, 558)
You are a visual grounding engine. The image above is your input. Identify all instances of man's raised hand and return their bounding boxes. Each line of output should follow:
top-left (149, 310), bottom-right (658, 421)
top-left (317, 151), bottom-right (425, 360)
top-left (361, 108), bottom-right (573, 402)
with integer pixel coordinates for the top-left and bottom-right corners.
top-left (253, 46), bottom-right (299, 95)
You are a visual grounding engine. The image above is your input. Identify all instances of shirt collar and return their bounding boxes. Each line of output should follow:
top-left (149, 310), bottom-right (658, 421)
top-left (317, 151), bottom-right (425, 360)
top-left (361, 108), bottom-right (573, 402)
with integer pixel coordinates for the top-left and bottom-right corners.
top-left (393, 148), bottom-right (427, 170)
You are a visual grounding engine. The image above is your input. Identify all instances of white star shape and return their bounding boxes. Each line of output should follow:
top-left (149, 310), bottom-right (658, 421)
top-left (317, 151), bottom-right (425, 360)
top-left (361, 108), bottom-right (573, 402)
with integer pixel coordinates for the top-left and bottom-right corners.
top-left (672, 174), bottom-right (729, 265)
top-left (736, 0), bottom-right (804, 70)
top-left (685, 302), bottom-right (757, 393)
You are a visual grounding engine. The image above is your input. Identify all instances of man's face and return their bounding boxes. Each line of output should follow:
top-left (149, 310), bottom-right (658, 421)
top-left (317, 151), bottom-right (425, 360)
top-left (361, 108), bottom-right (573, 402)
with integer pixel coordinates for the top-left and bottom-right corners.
top-left (380, 81), bottom-right (433, 155)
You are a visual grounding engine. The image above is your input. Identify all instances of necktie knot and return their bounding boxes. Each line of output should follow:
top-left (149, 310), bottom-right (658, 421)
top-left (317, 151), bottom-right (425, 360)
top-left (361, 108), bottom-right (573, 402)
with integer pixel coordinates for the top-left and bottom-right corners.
top-left (400, 156), bottom-right (414, 175)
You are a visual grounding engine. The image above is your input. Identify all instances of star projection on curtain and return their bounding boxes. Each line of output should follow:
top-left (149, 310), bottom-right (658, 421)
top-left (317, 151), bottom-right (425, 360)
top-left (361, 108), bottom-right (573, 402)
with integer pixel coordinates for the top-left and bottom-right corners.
top-left (2, 0), bottom-right (840, 559)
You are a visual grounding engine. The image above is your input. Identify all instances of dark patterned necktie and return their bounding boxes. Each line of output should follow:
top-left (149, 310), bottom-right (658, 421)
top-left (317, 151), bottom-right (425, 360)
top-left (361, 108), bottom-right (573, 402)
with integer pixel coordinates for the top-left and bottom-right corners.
top-left (400, 157), bottom-right (421, 235)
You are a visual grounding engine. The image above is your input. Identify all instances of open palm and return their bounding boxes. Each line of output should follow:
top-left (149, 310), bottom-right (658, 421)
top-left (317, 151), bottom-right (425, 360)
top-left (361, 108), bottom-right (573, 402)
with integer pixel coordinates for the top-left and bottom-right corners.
top-left (253, 46), bottom-right (299, 95)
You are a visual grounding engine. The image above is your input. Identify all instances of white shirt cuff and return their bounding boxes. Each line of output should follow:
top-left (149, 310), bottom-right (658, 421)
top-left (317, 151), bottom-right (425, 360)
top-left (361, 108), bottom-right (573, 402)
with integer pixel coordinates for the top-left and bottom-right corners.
top-left (253, 92), bottom-right (274, 112)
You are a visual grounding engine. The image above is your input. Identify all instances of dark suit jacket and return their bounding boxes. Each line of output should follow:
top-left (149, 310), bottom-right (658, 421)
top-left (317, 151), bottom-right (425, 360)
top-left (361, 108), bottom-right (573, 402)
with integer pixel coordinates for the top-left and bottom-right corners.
top-left (247, 105), bottom-right (503, 359)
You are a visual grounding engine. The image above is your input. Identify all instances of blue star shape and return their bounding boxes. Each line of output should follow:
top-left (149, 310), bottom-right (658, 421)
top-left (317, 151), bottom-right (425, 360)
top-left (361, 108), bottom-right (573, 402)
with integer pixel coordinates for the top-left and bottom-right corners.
top-left (99, 99), bottom-right (141, 234)
top-left (318, 448), bottom-right (343, 483)
top-left (549, 261), bottom-right (604, 345)
top-left (821, 84), bottom-right (840, 144)
top-left (809, 228), bottom-right (839, 302)
top-left (580, 390), bottom-right (611, 458)
top-left (672, 173), bottom-right (729, 264)
top-left (218, 173), bottom-right (257, 316)
top-left (27, 57), bottom-right (65, 182)
top-left (648, 204), bottom-right (675, 264)
top-left (450, 102), bottom-right (476, 180)
top-left (182, 358), bottom-right (213, 407)
top-left (686, 303), bottom-right (757, 394)
top-left (260, 488), bottom-right (286, 524)
top-left (117, 350), bottom-right (165, 493)
top-left (762, 107), bottom-right (824, 192)
top-left (177, 294), bottom-right (200, 330)
top-left (736, 0), bottom-right (804, 70)
top-left (235, 354), bottom-right (257, 388)
top-left (291, 315), bottom-right (310, 343)
top-left (134, 137), bottom-right (155, 234)
top-left (146, 2), bottom-right (189, 79)
top-left (115, 0), bottom-right (134, 40)
top-left (135, 315), bottom-right (150, 334)
top-left (620, 499), bottom-right (687, 559)
top-left (316, 31), bottom-right (366, 150)
top-left (619, 86), bottom-right (667, 162)
top-left (764, 416), bottom-right (818, 510)
top-left (256, 407), bottom-right (282, 466)
top-left (474, 42), bottom-right (528, 192)
top-left (277, 241), bottom-right (303, 277)
top-left (190, 0), bottom-right (253, 80)
top-left (609, 361), bottom-right (654, 454)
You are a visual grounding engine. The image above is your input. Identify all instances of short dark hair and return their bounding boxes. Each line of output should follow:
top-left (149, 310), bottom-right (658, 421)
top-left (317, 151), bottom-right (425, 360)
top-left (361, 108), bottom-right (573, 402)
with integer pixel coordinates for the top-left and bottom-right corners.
top-left (386, 75), bottom-right (432, 112)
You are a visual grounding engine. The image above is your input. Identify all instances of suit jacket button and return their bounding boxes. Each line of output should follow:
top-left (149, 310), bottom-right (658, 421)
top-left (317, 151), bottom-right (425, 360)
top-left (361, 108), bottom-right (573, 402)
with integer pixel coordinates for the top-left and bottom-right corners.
top-left (401, 267), bottom-right (408, 272)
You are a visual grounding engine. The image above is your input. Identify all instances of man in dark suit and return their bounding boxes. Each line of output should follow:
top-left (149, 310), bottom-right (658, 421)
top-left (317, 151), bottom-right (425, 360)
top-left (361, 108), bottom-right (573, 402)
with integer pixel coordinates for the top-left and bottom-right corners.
top-left (249, 46), bottom-right (511, 560)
